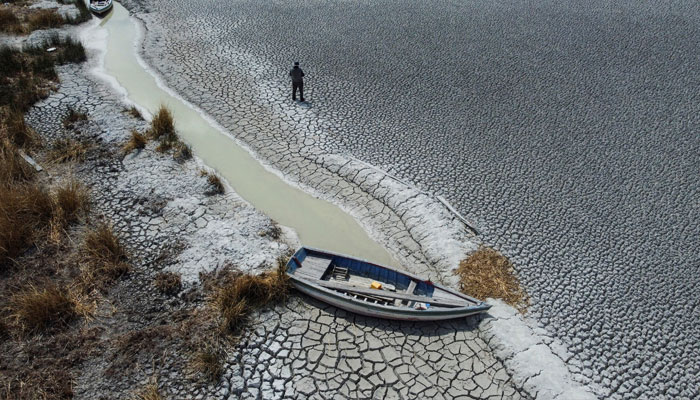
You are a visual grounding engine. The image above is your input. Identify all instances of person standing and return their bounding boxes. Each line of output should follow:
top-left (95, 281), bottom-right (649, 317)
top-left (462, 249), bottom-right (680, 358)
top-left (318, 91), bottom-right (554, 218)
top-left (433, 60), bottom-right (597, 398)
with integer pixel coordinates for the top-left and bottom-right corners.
top-left (289, 61), bottom-right (305, 102)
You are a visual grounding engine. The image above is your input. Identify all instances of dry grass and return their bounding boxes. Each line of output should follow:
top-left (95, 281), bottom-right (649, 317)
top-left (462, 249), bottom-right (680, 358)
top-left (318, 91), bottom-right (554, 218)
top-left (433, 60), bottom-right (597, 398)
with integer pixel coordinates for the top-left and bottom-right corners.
top-left (0, 7), bottom-right (23, 34)
top-left (125, 106), bottom-right (144, 120)
top-left (200, 171), bottom-right (224, 195)
top-left (212, 262), bottom-right (289, 334)
top-left (0, 108), bottom-right (40, 148)
top-left (132, 379), bottom-right (164, 400)
top-left (123, 130), bottom-right (147, 154)
top-left (154, 271), bottom-right (182, 295)
top-left (0, 139), bottom-right (36, 184)
top-left (27, 9), bottom-right (64, 30)
top-left (172, 141), bottom-right (192, 162)
top-left (54, 179), bottom-right (90, 226)
top-left (8, 284), bottom-right (78, 334)
top-left (191, 344), bottom-right (223, 382)
top-left (80, 223), bottom-right (129, 292)
top-left (456, 246), bottom-right (528, 312)
top-left (0, 182), bottom-right (54, 268)
top-left (148, 106), bottom-right (175, 141)
top-left (49, 138), bottom-right (90, 163)
top-left (62, 107), bottom-right (87, 129)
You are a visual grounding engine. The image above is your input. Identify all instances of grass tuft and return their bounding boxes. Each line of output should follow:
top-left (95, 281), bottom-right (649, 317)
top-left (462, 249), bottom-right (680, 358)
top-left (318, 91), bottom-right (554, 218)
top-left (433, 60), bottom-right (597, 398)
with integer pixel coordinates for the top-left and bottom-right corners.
top-left (0, 7), bottom-right (23, 34)
top-left (27, 9), bottom-right (64, 31)
top-left (213, 262), bottom-right (289, 334)
top-left (122, 130), bottom-right (147, 155)
top-left (8, 284), bottom-right (78, 334)
top-left (173, 141), bottom-right (192, 163)
top-left (49, 137), bottom-right (90, 163)
top-left (80, 223), bottom-right (129, 291)
top-left (456, 246), bottom-right (529, 312)
top-left (0, 139), bottom-right (36, 184)
top-left (125, 106), bottom-right (143, 120)
top-left (191, 345), bottom-right (223, 382)
top-left (0, 108), bottom-right (40, 148)
top-left (132, 379), bottom-right (164, 400)
top-left (154, 271), bottom-right (182, 295)
top-left (62, 106), bottom-right (87, 129)
top-left (200, 170), bottom-right (224, 195)
top-left (54, 179), bottom-right (90, 226)
top-left (0, 182), bottom-right (54, 268)
top-left (148, 106), bottom-right (175, 141)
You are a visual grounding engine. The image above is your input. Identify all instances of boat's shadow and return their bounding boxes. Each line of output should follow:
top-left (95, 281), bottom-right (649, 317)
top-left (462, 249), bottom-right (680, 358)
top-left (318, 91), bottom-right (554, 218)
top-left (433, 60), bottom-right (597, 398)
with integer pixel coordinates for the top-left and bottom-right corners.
top-left (291, 292), bottom-right (485, 335)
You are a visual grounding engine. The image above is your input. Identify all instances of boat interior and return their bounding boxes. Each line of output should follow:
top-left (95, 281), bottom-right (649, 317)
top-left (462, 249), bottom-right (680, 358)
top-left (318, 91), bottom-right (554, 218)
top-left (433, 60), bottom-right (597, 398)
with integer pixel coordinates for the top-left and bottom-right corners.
top-left (288, 249), bottom-right (474, 310)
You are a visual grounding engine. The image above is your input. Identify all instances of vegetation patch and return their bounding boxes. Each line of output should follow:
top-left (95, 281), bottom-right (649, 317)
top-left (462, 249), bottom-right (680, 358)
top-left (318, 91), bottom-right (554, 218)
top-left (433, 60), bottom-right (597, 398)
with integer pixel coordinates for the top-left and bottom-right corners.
top-left (54, 179), bottom-right (90, 226)
top-left (200, 170), bottom-right (225, 195)
top-left (7, 284), bottom-right (78, 334)
top-left (79, 223), bottom-right (130, 292)
top-left (212, 261), bottom-right (289, 334)
top-left (148, 106), bottom-right (175, 142)
top-left (456, 246), bottom-right (529, 312)
top-left (123, 130), bottom-right (148, 155)
top-left (131, 379), bottom-right (165, 400)
top-left (49, 137), bottom-right (90, 163)
top-left (172, 141), bottom-right (192, 163)
top-left (62, 106), bottom-right (87, 129)
top-left (154, 271), bottom-right (182, 295)
top-left (125, 106), bottom-right (144, 120)
top-left (191, 344), bottom-right (223, 382)
top-left (0, 108), bottom-right (40, 148)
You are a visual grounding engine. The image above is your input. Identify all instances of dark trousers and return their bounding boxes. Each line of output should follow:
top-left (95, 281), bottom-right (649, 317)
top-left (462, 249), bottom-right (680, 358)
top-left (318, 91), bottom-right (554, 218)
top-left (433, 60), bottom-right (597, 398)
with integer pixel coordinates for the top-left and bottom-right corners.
top-left (292, 82), bottom-right (304, 101)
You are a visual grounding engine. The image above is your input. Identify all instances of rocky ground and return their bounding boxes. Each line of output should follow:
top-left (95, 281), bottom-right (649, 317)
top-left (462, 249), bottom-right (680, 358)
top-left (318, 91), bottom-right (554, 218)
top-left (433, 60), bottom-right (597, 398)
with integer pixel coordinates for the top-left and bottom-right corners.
top-left (123, 0), bottom-right (700, 398)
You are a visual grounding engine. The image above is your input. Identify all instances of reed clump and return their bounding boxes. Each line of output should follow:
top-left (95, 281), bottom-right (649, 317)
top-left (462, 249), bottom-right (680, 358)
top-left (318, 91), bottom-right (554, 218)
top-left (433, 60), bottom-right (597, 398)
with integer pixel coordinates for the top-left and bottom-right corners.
top-left (0, 108), bottom-right (40, 148)
top-left (27, 9), bottom-right (64, 31)
top-left (54, 179), bottom-right (90, 225)
top-left (456, 246), bottom-right (529, 312)
top-left (199, 170), bottom-right (224, 195)
top-left (132, 379), bottom-right (164, 400)
top-left (0, 7), bottom-right (23, 35)
top-left (125, 106), bottom-right (144, 120)
top-left (148, 106), bottom-right (175, 142)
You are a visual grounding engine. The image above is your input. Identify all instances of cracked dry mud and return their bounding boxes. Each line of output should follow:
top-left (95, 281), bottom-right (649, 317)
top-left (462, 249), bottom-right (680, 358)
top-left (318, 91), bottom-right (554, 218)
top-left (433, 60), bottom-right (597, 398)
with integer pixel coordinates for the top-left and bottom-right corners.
top-left (124, 0), bottom-right (700, 398)
top-left (21, 43), bottom-right (526, 399)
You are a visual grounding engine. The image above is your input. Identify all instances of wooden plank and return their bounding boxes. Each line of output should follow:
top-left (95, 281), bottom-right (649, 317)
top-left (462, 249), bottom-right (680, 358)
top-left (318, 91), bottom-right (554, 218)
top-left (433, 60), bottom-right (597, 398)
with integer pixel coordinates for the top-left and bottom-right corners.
top-left (395, 280), bottom-right (417, 306)
top-left (309, 279), bottom-right (467, 308)
top-left (295, 255), bottom-right (333, 280)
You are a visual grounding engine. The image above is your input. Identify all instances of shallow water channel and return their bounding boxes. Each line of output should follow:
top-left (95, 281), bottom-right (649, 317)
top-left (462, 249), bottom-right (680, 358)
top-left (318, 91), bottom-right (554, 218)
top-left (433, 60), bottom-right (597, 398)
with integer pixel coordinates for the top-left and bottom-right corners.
top-left (95, 2), bottom-right (396, 266)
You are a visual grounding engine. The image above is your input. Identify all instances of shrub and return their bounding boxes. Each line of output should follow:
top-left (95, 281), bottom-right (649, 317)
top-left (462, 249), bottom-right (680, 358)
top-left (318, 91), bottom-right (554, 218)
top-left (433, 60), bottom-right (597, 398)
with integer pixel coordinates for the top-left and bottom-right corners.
top-left (8, 284), bottom-right (78, 334)
top-left (55, 36), bottom-right (86, 64)
top-left (456, 246), bottom-right (528, 312)
top-left (49, 138), bottom-right (89, 163)
top-left (154, 271), bottom-right (182, 295)
top-left (80, 223), bottom-right (129, 291)
top-left (27, 9), bottom-right (64, 31)
top-left (122, 130), bottom-right (147, 154)
top-left (62, 107), bottom-right (87, 128)
top-left (54, 179), bottom-right (90, 226)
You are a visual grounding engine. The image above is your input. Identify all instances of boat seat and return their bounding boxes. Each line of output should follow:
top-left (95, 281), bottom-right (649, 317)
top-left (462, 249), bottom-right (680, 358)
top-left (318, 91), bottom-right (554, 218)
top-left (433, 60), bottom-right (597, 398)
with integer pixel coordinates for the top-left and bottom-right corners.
top-left (395, 280), bottom-right (417, 307)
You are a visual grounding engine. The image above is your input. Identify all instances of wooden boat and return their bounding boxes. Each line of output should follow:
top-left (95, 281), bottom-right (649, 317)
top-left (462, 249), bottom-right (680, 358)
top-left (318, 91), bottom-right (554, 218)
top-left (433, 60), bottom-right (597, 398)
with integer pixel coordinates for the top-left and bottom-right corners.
top-left (286, 247), bottom-right (490, 321)
top-left (89, 0), bottom-right (113, 15)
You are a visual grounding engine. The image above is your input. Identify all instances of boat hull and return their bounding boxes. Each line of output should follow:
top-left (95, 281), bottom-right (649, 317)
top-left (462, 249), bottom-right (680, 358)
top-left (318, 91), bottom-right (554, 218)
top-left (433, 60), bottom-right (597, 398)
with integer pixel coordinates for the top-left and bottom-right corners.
top-left (287, 247), bottom-right (491, 321)
top-left (291, 277), bottom-right (488, 321)
top-left (89, 1), bottom-right (113, 15)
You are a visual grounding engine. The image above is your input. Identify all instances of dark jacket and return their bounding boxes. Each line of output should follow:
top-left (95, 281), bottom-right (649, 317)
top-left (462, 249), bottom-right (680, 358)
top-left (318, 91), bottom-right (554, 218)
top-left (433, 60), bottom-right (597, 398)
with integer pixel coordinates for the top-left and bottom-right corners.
top-left (290, 66), bottom-right (305, 83)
